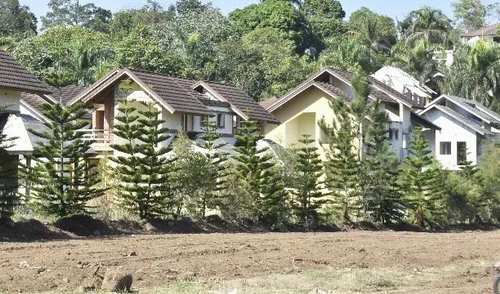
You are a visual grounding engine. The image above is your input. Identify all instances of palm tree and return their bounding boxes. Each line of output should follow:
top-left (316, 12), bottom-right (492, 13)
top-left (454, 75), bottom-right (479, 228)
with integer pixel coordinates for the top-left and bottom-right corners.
top-left (399, 7), bottom-right (452, 47)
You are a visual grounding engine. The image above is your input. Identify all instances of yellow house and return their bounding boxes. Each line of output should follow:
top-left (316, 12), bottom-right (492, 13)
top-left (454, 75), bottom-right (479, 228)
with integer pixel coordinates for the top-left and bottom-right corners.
top-left (261, 68), bottom-right (435, 160)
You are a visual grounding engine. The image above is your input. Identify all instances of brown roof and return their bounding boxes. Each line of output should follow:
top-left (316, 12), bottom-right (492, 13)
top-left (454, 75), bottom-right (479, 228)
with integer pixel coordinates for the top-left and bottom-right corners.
top-left (463, 23), bottom-right (499, 37)
top-left (20, 85), bottom-right (86, 116)
top-left (0, 50), bottom-right (51, 94)
top-left (50, 85), bottom-right (87, 105)
top-left (204, 82), bottom-right (280, 123)
top-left (129, 69), bottom-right (212, 115)
top-left (74, 68), bottom-right (278, 123)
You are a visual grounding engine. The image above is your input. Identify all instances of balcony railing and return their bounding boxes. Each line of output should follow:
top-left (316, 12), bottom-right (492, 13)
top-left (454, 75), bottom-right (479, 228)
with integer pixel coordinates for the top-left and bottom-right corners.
top-left (78, 129), bottom-right (112, 151)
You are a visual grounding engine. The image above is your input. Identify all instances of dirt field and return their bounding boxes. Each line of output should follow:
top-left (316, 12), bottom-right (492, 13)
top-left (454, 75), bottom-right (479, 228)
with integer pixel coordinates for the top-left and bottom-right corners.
top-left (0, 231), bottom-right (499, 293)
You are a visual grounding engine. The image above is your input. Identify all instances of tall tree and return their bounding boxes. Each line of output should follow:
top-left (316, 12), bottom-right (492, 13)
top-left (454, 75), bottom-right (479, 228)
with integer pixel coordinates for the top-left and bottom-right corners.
top-left (14, 26), bottom-right (112, 86)
top-left (41, 0), bottom-right (112, 32)
top-left (399, 7), bottom-right (452, 47)
top-left (452, 0), bottom-right (487, 32)
top-left (290, 135), bottom-right (327, 230)
top-left (348, 7), bottom-right (397, 53)
top-left (398, 127), bottom-right (446, 228)
top-left (0, 0), bottom-right (37, 37)
top-left (232, 120), bottom-right (279, 223)
top-left (363, 102), bottom-right (405, 225)
top-left (320, 97), bottom-right (362, 224)
top-left (27, 102), bottom-right (103, 218)
top-left (300, 0), bottom-right (346, 48)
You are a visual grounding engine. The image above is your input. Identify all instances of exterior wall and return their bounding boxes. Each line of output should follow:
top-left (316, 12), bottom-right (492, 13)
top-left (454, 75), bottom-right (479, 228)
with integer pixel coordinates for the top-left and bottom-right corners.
top-left (424, 109), bottom-right (478, 170)
top-left (0, 89), bottom-right (20, 112)
top-left (263, 87), bottom-right (348, 159)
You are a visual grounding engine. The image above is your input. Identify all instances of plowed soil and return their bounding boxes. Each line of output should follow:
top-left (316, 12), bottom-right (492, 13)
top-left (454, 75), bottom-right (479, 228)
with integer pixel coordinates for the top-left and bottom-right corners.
top-left (0, 231), bottom-right (499, 293)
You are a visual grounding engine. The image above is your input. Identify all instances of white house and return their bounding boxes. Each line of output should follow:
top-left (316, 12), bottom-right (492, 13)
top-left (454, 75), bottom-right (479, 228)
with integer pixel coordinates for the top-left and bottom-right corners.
top-left (418, 95), bottom-right (500, 170)
top-left (373, 66), bottom-right (500, 170)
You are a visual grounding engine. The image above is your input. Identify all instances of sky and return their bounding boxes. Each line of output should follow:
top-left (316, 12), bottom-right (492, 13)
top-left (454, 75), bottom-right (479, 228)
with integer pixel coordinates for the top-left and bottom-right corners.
top-left (18, 0), bottom-right (499, 23)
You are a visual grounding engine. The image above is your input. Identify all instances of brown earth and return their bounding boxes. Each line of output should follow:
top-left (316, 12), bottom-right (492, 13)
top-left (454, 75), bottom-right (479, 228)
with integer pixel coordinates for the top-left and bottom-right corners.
top-left (0, 231), bottom-right (499, 293)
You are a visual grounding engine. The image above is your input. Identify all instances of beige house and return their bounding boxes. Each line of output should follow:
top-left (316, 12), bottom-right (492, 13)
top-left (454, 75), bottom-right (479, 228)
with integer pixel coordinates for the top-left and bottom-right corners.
top-left (261, 68), bottom-right (436, 160)
top-left (70, 68), bottom-right (278, 156)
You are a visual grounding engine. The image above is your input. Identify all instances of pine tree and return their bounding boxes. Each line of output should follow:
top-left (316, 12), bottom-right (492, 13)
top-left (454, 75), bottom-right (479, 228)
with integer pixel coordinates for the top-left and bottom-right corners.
top-left (363, 102), bottom-right (405, 225)
top-left (398, 127), bottom-right (446, 228)
top-left (290, 134), bottom-right (327, 230)
top-left (232, 120), bottom-right (281, 223)
top-left (27, 102), bottom-right (103, 218)
top-left (112, 101), bottom-right (173, 220)
top-left (351, 67), bottom-right (371, 161)
top-left (137, 102), bottom-right (172, 220)
top-left (196, 120), bottom-right (228, 218)
top-left (0, 106), bottom-right (18, 220)
top-left (320, 98), bottom-right (362, 224)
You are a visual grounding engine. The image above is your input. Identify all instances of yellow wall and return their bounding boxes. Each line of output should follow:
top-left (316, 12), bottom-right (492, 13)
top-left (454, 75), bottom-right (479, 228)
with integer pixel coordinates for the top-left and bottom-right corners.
top-left (264, 87), bottom-right (337, 159)
top-left (0, 89), bottom-right (21, 112)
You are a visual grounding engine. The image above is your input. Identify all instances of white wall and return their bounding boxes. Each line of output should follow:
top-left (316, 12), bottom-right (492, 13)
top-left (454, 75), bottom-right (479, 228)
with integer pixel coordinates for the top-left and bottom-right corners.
top-left (424, 109), bottom-right (478, 170)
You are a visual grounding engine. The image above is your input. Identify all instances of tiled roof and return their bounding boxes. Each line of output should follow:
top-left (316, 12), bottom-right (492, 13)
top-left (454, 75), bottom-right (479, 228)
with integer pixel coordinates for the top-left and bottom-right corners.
top-left (462, 24), bottom-right (499, 37)
top-left (129, 69), bottom-right (212, 115)
top-left (0, 50), bottom-right (51, 94)
top-left (204, 82), bottom-right (280, 123)
top-left (50, 85), bottom-right (87, 105)
top-left (434, 104), bottom-right (492, 136)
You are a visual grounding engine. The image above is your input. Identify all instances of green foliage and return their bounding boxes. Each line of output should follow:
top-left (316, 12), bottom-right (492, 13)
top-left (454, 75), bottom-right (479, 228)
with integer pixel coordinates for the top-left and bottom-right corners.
top-left (320, 97), bottom-right (362, 224)
top-left (290, 135), bottom-right (326, 230)
top-left (398, 127), bottom-right (446, 228)
top-left (349, 7), bottom-right (397, 53)
top-left (0, 106), bottom-right (19, 220)
top-left (301, 0), bottom-right (346, 45)
top-left (452, 0), bottom-right (487, 31)
top-left (111, 101), bottom-right (173, 220)
top-left (363, 103), bottom-right (405, 225)
top-left (231, 121), bottom-right (283, 223)
top-left (444, 42), bottom-right (500, 112)
top-left (41, 0), bottom-right (112, 32)
top-left (13, 26), bottom-right (112, 86)
top-left (0, 0), bottom-right (37, 38)
top-left (390, 39), bottom-right (439, 85)
top-left (399, 7), bottom-right (452, 47)
top-left (27, 102), bottom-right (103, 218)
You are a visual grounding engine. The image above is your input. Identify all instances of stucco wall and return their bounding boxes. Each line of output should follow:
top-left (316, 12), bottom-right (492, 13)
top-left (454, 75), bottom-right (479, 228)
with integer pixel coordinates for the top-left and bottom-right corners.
top-left (424, 109), bottom-right (478, 170)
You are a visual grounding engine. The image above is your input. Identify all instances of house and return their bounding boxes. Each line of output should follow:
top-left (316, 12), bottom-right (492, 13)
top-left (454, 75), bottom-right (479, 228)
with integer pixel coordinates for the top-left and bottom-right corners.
top-left (418, 95), bottom-right (500, 170)
top-left (69, 68), bottom-right (279, 156)
top-left (0, 50), bottom-right (52, 166)
top-left (261, 68), bottom-right (437, 160)
top-left (462, 23), bottom-right (499, 45)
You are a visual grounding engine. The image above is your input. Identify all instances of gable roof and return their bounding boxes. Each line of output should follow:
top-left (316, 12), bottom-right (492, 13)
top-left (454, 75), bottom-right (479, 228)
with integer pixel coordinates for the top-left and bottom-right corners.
top-left (431, 104), bottom-right (492, 136)
top-left (264, 68), bottom-right (426, 113)
top-left (462, 23), bottom-right (499, 38)
top-left (420, 94), bottom-right (500, 125)
top-left (72, 68), bottom-right (278, 123)
top-left (373, 66), bottom-right (436, 99)
top-left (0, 50), bottom-right (51, 94)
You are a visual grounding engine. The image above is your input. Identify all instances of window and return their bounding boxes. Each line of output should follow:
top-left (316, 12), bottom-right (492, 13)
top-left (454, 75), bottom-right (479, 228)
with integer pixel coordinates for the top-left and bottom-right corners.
top-left (217, 114), bottom-right (225, 128)
top-left (457, 142), bottom-right (467, 165)
top-left (389, 128), bottom-right (399, 140)
top-left (440, 142), bottom-right (451, 155)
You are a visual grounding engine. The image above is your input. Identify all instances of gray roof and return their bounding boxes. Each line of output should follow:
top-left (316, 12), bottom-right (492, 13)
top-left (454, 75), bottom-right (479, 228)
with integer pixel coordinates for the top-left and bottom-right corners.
top-left (463, 24), bottom-right (499, 37)
top-left (446, 95), bottom-right (500, 124)
top-left (0, 50), bottom-right (51, 94)
top-left (434, 104), bottom-right (492, 136)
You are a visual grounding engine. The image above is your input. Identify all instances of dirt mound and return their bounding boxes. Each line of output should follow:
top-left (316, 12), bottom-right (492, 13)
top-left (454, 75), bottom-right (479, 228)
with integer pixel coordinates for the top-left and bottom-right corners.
top-left (145, 217), bottom-right (203, 233)
top-left (54, 215), bottom-right (114, 236)
top-left (0, 218), bottom-right (72, 241)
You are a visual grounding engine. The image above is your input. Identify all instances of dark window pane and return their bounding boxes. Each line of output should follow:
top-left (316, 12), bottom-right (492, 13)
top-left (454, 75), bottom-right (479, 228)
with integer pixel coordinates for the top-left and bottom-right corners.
top-left (457, 142), bottom-right (467, 165)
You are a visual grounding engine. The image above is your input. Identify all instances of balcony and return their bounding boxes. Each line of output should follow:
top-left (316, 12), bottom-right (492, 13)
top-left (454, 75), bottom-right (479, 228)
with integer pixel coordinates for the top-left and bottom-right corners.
top-left (78, 129), bottom-right (113, 152)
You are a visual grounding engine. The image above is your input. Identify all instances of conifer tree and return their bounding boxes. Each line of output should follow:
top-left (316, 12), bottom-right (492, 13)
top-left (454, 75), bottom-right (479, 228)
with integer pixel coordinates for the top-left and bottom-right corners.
top-left (137, 102), bottom-right (172, 219)
top-left (196, 120), bottom-right (228, 218)
top-left (290, 134), bottom-right (327, 230)
top-left (350, 67), bottom-right (372, 161)
top-left (363, 102), bottom-right (405, 225)
top-left (232, 120), bottom-right (281, 223)
top-left (320, 98), bottom-right (362, 224)
top-left (28, 102), bottom-right (103, 218)
top-left (398, 127), bottom-right (446, 228)
top-left (112, 101), bottom-right (173, 220)
top-left (0, 106), bottom-right (18, 220)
